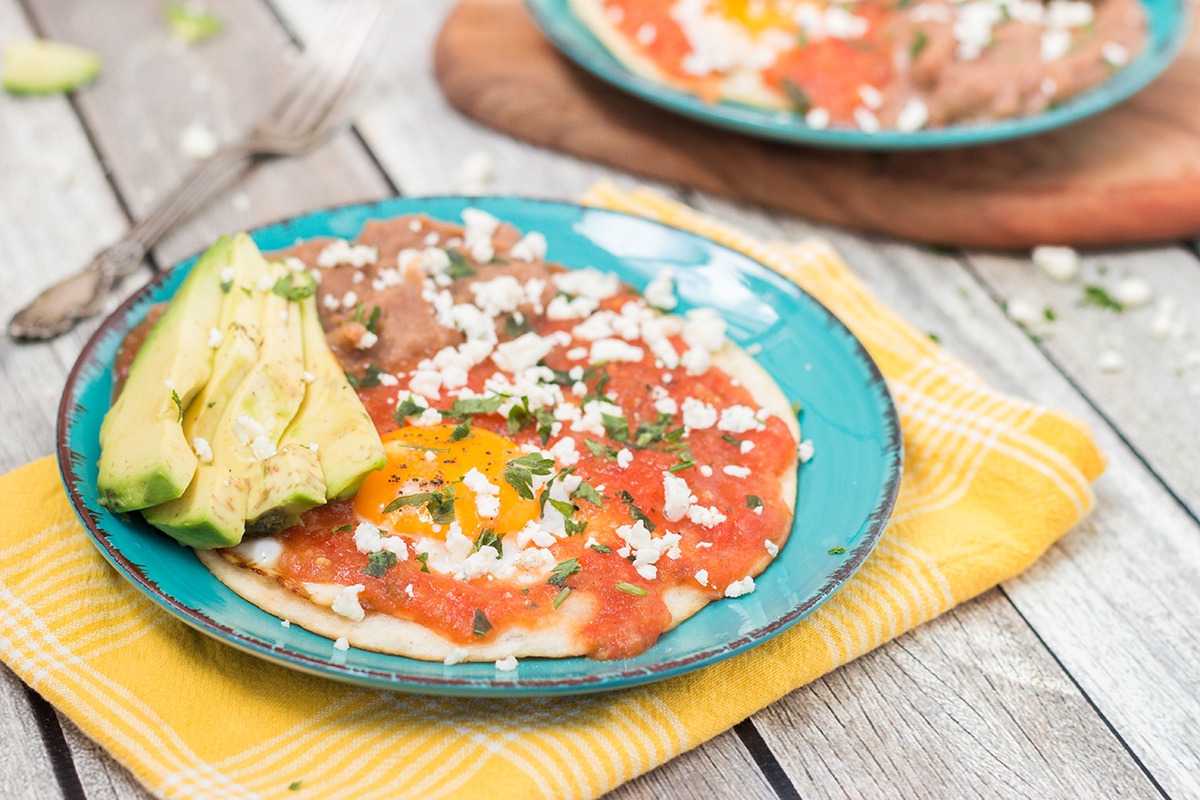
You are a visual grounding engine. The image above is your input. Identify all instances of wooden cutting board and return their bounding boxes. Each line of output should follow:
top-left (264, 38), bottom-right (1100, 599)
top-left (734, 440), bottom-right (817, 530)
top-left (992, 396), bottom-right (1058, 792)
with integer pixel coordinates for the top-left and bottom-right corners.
top-left (434, 0), bottom-right (1200, 250)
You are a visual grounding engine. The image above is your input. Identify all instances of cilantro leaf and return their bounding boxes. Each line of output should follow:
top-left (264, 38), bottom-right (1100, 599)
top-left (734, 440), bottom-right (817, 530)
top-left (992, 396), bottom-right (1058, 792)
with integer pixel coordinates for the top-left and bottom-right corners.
top-left (746, 495), bottom-right (764, 510)
top-left (572, 481), bottom-right (603, 506)
top-left (584, 438), bottom-right (620, 462)
top-left (781, 77), bottom-right (812, 114)
top-left (361, 550), bottom-right (398, 578)
top-left (332, 524), bottom-right (353, 534)
top-left (504, 314), bottom-right (533, 337)
top-left (828, 547), bottom-right (846, 555)
top-left (170, 389), bottom-right (183, 422)
top-left (358, 363), bottom-right (384, 389)
top-left (271, 273), bottom-right (316, 301)
top-left (450, 418), bottom-right (473, 442)
top-left (601, 413), bottom-right (630, 443)
top-left (474, 528), bottom-right (504, 557)
top-left (616, 581), bottom-right (648, 597)
top-left (547, 558), bottom-right (582, 587)
top-left (619, 491), bottom-right (656, 531)
top-left (564, 518), bottom-right (588, 536)
top-left (503, 453), bottom-right (556, 500)
top-left (552, 587), bottom-right (571, 609)
top-left (473, 608), bottom-right (493, 637)
top-left (416, 552), bottom-right (430, 572)
top-left (383, 492), bottom-right (435, 514)
top-left (445, 248), bottom-right (476, 279)
top-left (1081, 285), bottom-right (1125, 312)
top-left (450, 395), bottom-right (504, 417)
top-left (393, 396), bottom-right (428, 423)
top-left (588, 542), bottom-right (612, 554)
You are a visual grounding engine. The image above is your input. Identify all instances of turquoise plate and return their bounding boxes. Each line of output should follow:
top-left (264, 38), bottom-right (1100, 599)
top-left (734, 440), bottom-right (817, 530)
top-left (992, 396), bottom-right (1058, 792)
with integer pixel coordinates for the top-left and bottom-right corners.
top-left (525, 0), bottom-right (1190, 150)
top-left (58, 196), bottom-right (901, 696)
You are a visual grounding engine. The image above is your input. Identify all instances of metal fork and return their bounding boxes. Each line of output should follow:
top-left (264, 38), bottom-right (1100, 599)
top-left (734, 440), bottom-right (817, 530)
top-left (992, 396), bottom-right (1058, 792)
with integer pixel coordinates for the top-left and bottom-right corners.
top-left (9, 0), bottom-right (390, 340)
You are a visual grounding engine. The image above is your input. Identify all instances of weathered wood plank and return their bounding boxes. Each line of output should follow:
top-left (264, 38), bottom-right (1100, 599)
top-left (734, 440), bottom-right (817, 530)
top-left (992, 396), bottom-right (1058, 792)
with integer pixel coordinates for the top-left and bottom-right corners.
top-left (756, 591), bottom-right (1158, 799)
top-left (608, 730), bottom-right (778, 800)
top-left (691, 196), bottom-right (1200, 798)
top-left (969, 246), bottom-right (1200, 517)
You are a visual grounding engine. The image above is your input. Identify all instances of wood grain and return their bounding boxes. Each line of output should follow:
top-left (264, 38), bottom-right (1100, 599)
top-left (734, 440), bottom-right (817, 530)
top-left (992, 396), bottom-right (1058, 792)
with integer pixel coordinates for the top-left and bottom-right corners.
top-left (435, 0), bottom-right (1200, 250)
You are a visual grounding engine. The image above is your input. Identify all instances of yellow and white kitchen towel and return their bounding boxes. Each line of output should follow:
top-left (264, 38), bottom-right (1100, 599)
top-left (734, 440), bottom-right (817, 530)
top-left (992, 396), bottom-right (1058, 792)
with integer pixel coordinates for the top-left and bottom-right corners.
top-left (0, 185), bottom-right (1105, 800)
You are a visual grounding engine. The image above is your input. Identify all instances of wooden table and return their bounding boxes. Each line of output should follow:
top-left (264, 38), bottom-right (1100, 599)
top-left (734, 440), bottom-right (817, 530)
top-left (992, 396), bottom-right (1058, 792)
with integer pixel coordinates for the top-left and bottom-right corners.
top-left (2, 2), bottom-right (1198, 798)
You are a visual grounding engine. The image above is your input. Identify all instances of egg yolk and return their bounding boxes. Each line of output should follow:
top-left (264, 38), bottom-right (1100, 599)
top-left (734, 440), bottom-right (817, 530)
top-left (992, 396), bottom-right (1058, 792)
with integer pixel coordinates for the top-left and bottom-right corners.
top-left (714, 0), bottom-right (792, 32)
top-left (353, 425), bottom-right (542, 541)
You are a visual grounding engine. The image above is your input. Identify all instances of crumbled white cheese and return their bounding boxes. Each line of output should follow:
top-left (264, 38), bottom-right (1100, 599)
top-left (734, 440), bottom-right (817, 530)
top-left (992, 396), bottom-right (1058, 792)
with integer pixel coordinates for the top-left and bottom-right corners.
top-left (681, 397), bottom-right (718, 430)
top-left (643, 270), bottom-right (678, 310)
top-left (1101, 40), bottom-right (1129, 67)
top-left (663, 472), bottom-right (695, 522)
top-left (318, 239), bottom-right (378, 268)
top-left (687, 505), bottom-right (727, 529)
top-left (356, 331), bottom-right (378, 350)
top-left (695, 569), bottom-right (709, 587)
top-left (207, 327), bottom-right (223, 348)
top-left (1032, 245), bottom-right (1080, 282)
top-left (453, 151), bottom-right (494, 194)
top-left (853, 107), bottom-right (880, 133)
top-left (1006, 299), bottom-right (1042, 328)
top-left (805, 107), bottom-right (831, 130)
top-left (1111, 277), bottom-right (1153, 308)
top-left (331, 584), bottom-right (366, 622)
top-left (724, 576), bottom-right (755, 598)
top-left (444, 647), bottom-right (469, 666)
top-left (723, 465), bottom-right (751, 478)
top-left (493, 332), bottom-right (557, 374)
top-left (717, 404), bottom-right (763, 433)
top-left (590, 338), bottom-right (644, 364)
top-left (799, 440), bottom-right (815, 463)
top-left (895, 98), bottom-right (929, 133)
top-left (334, 636), bottom-right (350, 651)
top-left (178, 120), bottom-right (218, 160)
top-left (463, 467), bottom-right (501, 518)
top-left (765, 539), bottom-right (779, 556)
top-left (510, 231), bottom-right (548, 263)
top-left (250, 435), bottom-right (276, 461)
top-left (495, 655), bottom-right (519, 672)
top-left (617, 448), bottom-right (634, 469)
top-left (192, 437), bottom-right (213, 464)
top-left (1097, 349), bottom-right (1124, 373)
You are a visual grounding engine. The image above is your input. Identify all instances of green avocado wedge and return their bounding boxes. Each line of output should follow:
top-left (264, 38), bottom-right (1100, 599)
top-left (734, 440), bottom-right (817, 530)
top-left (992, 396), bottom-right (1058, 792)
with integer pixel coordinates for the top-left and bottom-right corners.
top-left (3, 40), bottom-right (101, 95)
top-left (97, 236), bottom-right (233, 512)
top-left (285, 287), bottom-right (386, 501)
top-left (141, 234), bottom-right (271, 547)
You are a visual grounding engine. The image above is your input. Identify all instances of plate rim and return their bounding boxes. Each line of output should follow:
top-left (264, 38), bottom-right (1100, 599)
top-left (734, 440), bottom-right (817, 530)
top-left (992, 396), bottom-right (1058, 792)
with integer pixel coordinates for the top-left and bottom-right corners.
top-left (57, 194), bottom-right (903, 696)
top-left (523, 0), bottom-right (1192, 150)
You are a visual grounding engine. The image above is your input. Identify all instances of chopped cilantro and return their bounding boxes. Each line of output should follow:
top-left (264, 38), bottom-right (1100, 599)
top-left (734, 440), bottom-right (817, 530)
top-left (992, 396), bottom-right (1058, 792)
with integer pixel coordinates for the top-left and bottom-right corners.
top-left (392, 396), bottom-right (427, 423)
top-left (601, 413), bottom-right (630, 443)
top-left (358, 364), bottom-right (384, 388)
top-left (383, 492), bottom-right (435, 514)
top-left (584, 438), bottom-right (620, 462)
top-left (564, 518), bottom-right (588, 536)
top-left (506, 399), bottom-right (531, 436)
top-left (344, 371), bottom-right (361, 389)
top-left (170, 389), bottom-right (183, 422)
top-left (616, 582), bottom-right (648, 597)
top-left (633, 413), bottom-right (674, 447)
top-left (533, 407), bottom-right (556, 445)
top-left (474, 528), bottom-right (504, 556)
top-left (416, 552), bottom-right (430, 573)
top-left (721, 434), bottom-right (742, 447)
top-left (746, 495), bottom-right (764, 510)
top-left (361, 550), bottom-right (398, 578)
top-left (450, 395), bottom-right (504, 416)
top-left (332, 524), bottom-right (353, 534)
top-left (504, 314), bottom-right (533, 337)
top-left (473, 608), bottom-right (493, 637)
top-left (780, 77), bottom-right (811, 114)
top-left (828, 547), bottom-right (846, 555)
top-left (910, 28), bottom-right (928, 60)
top-left (503, 452), bottom-right (556, 500)
top-left (668, 446), bottom-right (696, 473)
top-left (572, 481), bottom-right (603, 506)
top-left (1044, 307), bottom-right (1057, 322)
top-left (791, 401), bottom-right (804, 418)
top-left (588, 542), bottom-right (613, 554)
top-left (207, 401), bottom-right (215, 408)
top-left (552, 587), bottom-right (571, 609)
top-left (351, 302), bottom-right (382, 334)
top-left (619, 491), bottom-right (656, 532)
top-left (220, 278), bottom-right (232, 293)
top-left (287, 780), bottom-right (303, 792)
top-left (547, 558), bottom-right (582, 587)
top-left (1081, 285), bottom-right (1124, 312)
top-left (928, 332), bottom-right (941, 344)
top-left (445, 248), bottom-right (476, 279)
top-left (450, 418), bottom-right (472, 442)
top-left (271, 273), bottom-right (316, 302)
top-left (383, 487), bottom-right (455, 524)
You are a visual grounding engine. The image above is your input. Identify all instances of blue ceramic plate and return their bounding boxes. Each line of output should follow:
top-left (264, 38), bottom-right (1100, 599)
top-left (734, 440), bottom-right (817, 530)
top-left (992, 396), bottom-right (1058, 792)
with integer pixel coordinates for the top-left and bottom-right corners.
top-left (525, 0), bottom-right (1190, 150)
top-left (58, 196), bottom-right (901, 696)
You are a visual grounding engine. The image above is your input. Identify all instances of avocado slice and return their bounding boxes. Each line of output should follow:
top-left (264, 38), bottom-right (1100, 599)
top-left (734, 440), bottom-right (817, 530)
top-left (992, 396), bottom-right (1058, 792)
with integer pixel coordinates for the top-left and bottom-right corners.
top-left (142, 234), bottom-right (271, 547)
top-left (3, 40), bottom-right (101, 95)
top-left (164, 4), bottom-right (223, 45)
top-left (243, 262), bottom-right (328, 534)
top-left (284, 285), bottom-right (385, 501)
top-left (97, 236), bottom-right (234, 512)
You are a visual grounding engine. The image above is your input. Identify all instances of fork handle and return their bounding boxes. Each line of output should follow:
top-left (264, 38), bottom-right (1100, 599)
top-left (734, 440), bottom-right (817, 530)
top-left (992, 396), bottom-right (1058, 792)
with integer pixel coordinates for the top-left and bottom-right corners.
top-left (8, 143), bottom-right (256, 341)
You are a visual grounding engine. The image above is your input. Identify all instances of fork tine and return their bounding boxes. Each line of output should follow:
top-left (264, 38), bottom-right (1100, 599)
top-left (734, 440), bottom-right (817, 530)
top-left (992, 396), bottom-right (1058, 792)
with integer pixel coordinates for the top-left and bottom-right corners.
top-left (262, 0), bottom-right (372, 128)
top-left (276, 0), bottom-right (389, 136)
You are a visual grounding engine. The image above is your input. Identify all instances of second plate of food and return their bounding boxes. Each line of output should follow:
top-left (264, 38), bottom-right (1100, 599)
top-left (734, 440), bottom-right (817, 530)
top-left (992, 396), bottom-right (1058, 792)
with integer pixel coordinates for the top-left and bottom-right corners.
top-left (525, 0), bottom-right (1190, 149)
top-left (59, 196), bottom-right (901, 696)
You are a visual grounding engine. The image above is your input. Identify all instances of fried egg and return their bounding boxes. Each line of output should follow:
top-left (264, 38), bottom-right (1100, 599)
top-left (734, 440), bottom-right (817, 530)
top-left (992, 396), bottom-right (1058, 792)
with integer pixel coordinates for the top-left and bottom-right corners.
top-left (353, 425), bottom-right (541, 541)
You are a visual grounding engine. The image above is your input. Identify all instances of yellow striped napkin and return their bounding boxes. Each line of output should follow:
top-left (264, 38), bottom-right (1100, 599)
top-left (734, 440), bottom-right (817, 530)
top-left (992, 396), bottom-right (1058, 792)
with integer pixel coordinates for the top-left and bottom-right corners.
top-left (0, 185), bottom-right (1104, 800)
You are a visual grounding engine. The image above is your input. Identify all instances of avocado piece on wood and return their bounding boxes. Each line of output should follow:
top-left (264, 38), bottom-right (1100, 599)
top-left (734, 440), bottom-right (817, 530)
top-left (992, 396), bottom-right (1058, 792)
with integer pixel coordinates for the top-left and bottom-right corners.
top-left (142, 234), bottom-right (272, 547)
top-left (3, 40), bottom-right (101, 95)
top-left (285, 286), bottom-right (385, 501)
top-left (97, 236), bottom-right (233, 512)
